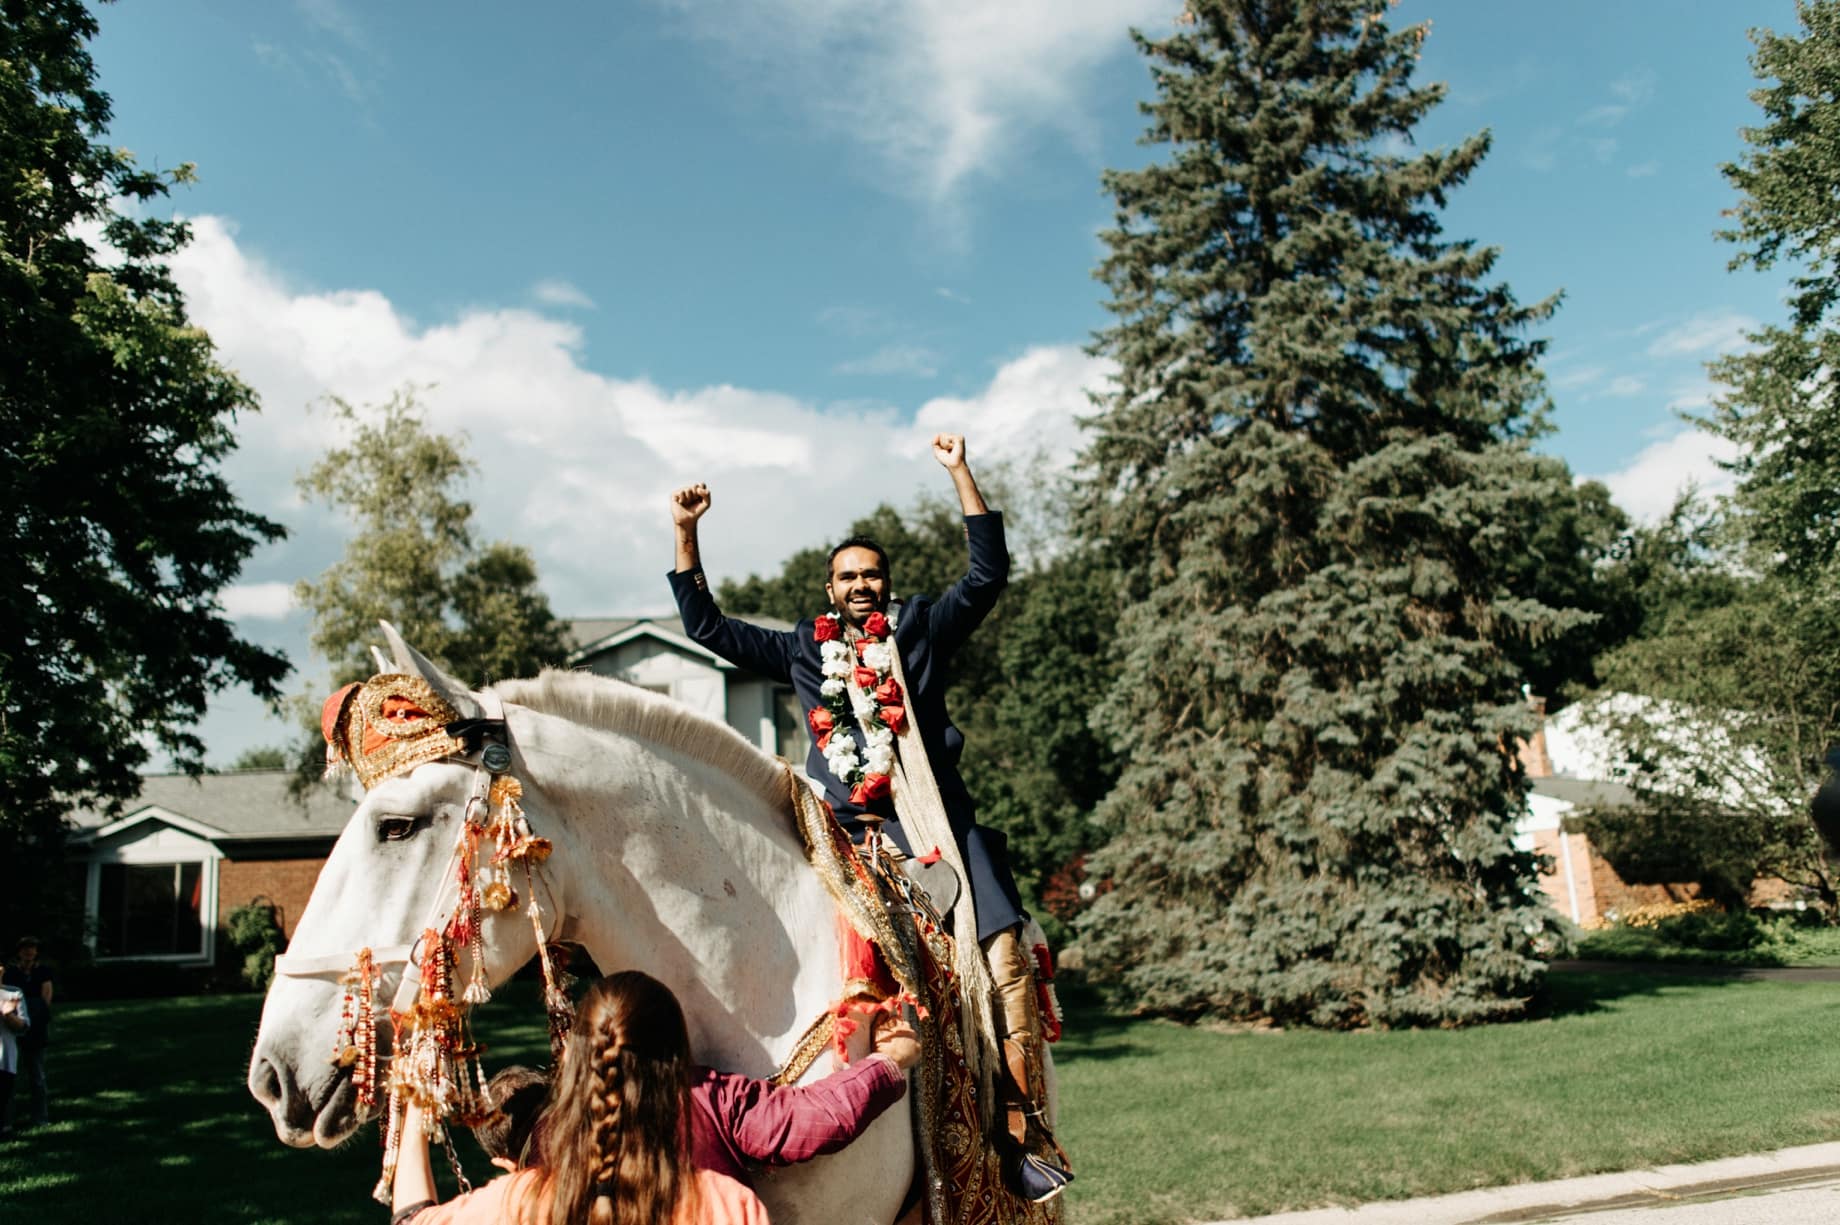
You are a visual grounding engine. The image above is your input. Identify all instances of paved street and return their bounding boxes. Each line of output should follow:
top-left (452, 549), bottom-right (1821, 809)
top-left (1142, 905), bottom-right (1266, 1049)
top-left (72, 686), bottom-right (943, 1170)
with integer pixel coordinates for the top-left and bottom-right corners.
top-left (1213, 1143), bottom-right (1840, 1225)
top-left (1518, 1173), bottom-right (1840, 1224)
top-left (1484, 1168), bottom-right (1840, 1224)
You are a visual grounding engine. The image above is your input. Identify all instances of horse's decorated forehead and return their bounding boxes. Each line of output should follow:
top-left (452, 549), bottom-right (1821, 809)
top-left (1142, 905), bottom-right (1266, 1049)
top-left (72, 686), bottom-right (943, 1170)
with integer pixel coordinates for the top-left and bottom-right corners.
top-left (323, 673), bottom-right (469, 790)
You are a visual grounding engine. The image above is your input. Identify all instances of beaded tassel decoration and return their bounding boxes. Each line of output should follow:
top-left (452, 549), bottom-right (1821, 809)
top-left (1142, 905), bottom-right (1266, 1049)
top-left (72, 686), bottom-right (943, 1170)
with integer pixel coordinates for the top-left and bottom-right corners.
top-left (332, 948), bottom-right (381, 1109)
top-left (372, 927), bottom-right (495, 1205)
top-left (524, 864), bottom-right (575, 1062)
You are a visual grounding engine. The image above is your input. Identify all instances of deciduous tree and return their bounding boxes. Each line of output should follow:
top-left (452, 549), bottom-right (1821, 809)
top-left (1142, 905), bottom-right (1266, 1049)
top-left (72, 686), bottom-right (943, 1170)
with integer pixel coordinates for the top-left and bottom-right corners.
top-left (294, 390), bottom-right (569, 695)
top-left (1578, 4), bottom-right (1840, 914)
top-left (1, 0), bottom-right (289, 946)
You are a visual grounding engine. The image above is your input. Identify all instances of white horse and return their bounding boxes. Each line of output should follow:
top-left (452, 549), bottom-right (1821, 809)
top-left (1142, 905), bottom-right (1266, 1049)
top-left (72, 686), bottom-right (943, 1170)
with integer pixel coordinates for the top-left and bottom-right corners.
top-left (247, 633), bottom-right (914, 1225)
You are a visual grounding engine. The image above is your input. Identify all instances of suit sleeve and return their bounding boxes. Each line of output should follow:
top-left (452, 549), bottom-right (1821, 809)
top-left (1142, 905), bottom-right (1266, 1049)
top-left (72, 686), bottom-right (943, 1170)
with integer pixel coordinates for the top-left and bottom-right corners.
top-left (924, 512), bottom-right (1009, 659)
top-left (720, 1056), bottom-right (907, 1167)
top-left (668, 568), bottom-right (798, 683)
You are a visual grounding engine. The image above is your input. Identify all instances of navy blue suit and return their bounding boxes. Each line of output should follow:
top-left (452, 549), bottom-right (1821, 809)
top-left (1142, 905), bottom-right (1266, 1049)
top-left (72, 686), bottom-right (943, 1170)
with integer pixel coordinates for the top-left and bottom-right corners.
top-left (668, 512), bottom-right (1025, 940)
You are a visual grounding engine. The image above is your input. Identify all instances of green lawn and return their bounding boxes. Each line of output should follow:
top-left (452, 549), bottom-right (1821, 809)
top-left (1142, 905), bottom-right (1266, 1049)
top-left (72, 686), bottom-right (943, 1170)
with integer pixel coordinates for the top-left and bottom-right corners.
top-left (4, 971), bottom-right (1839, 1224)
top-left (1573, 919), bottom-right (1840, 968)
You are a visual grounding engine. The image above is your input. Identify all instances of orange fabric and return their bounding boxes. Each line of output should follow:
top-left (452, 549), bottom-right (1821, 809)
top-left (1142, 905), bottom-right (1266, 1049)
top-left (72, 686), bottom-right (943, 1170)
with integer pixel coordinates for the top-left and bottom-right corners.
top-left (836, 912), bottom-right (897, 998)
top-left (321, 683), bottom-right (361, 745)
top-left (408, 1168), bottom-right (768, 1225)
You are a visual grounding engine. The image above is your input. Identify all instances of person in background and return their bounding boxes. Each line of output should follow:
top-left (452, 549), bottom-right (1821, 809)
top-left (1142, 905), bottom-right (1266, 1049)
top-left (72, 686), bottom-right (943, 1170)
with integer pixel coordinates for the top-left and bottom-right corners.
top-left (3, 937), bottom-right (52, 1129)
top-left (0, 982), bottom-right (26, 1139)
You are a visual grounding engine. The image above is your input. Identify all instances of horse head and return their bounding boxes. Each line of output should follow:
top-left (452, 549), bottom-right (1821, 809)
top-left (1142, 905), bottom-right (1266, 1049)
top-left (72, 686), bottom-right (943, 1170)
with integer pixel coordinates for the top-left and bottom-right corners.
top-left (247, 625), bottom-right (569, 1148)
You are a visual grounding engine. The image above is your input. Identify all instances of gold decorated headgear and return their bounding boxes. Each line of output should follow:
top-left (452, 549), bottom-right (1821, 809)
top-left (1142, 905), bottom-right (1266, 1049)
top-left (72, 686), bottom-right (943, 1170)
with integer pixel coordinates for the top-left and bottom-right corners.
top-left (322, 673), bottom-right (471, 789)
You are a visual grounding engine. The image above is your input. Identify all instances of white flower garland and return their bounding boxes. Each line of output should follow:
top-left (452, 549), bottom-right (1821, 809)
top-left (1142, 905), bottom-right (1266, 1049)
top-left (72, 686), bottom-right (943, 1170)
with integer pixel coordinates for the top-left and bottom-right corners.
top-left (809, 608), bottom-right (906, 803)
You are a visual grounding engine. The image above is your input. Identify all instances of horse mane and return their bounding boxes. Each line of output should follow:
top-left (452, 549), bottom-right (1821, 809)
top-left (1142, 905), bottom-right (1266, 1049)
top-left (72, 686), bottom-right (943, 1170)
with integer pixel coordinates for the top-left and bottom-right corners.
top-left (492, 669), bottom-right (793, 814)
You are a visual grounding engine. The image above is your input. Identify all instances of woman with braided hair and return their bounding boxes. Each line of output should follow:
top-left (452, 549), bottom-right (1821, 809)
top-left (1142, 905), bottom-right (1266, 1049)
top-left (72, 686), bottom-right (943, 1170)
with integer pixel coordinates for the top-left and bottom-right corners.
top-left (392, 972), bottom-right (768, 1225)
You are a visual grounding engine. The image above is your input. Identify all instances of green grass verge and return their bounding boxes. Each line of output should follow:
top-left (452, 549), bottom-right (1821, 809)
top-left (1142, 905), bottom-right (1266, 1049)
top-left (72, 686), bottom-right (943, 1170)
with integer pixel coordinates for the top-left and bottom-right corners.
top-left (4, 971), bottom-right (1839, 1223)
top-left (1574, 919), bottom-right (1840, 968)
top-left (1056, 971), bottom-right (1840, 1223)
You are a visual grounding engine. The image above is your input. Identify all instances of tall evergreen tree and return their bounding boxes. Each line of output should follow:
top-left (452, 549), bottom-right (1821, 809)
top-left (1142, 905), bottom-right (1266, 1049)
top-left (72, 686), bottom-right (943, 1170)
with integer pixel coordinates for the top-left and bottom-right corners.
top-left (1076, 0), bottom-right (1583, 1026)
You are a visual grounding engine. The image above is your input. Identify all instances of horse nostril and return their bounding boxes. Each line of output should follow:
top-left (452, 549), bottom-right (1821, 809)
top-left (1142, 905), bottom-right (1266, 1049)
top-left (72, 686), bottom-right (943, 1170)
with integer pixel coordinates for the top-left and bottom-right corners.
top-left (250, 1055), bottom-right (285, 1108)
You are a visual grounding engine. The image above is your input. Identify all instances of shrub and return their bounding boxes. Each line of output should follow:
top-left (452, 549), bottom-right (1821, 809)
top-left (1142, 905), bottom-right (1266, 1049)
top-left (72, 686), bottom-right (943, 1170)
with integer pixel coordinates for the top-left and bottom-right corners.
top-left (226, 899), bottom-right (287, 991)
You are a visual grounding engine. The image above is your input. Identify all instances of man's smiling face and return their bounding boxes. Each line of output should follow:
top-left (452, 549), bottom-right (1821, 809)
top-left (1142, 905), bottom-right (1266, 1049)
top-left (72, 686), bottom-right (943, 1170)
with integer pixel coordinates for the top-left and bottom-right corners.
top-left (826, 546), bottom-right (890, 627)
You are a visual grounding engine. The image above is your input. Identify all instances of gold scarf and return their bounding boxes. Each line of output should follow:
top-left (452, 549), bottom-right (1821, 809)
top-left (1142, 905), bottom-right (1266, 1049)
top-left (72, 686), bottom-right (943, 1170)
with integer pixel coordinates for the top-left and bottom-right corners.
top-left (886, 636), bottom-right (1000, 1128)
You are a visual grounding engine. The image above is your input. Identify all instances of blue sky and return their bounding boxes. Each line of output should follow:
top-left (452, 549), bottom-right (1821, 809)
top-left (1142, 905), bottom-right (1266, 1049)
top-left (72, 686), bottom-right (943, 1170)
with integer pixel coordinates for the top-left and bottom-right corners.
top-left (83, 0), bottom-right (1799, 764)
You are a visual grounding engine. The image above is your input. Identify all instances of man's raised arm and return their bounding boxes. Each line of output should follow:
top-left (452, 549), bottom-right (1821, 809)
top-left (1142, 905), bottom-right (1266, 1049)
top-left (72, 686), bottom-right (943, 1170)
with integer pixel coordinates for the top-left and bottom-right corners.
top-left (666, 484), bottom-right (797, 683)
top-left (935, 432), bottom-right (988, 517)
top-left (924, 434), bottom-right (1007, 656)
top-left (673, 483), bottom-right (709, 574)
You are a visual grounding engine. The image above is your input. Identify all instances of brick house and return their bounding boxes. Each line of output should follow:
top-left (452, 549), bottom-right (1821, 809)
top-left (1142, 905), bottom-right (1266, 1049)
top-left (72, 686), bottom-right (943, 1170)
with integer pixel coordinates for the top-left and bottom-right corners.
top-left (67, 770), bottom-right (355, 967)
top-left (564, 615), bottom-right (811, 762)
top-left (1512, 694), bottom-right (1785, 926)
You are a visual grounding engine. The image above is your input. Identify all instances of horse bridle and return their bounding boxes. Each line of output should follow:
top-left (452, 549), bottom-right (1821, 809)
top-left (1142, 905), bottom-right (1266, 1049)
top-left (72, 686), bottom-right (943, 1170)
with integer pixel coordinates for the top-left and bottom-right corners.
top-left (270, 690), bottom-right (532, 1015)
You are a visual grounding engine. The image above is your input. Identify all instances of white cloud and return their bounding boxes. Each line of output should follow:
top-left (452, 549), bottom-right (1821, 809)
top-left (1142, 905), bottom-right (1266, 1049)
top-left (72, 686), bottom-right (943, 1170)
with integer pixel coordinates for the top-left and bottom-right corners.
top-left (1552, 365), bottom-right (1606, 391)
top-left (1610, 69), bottom-right (1657, 106)
top-left (1586, 137), bottom-right (1618, 164)
top-left (1579, 104), bottom-right (1627, 127)
top-left (221, 582), bottom-right (298, 620)
top-left (1605, 375), bottom-right (1645, 397)
top-left (1626, 160), bottom-right (1660, 179)
top-left (296, 0), bottom-right (371, 53)
top-left (817, 304), bottom-right (895, 337)
top-left (912, 344), bottom-right (1113, 473)
top-left (1645, 311), bottom-right (1760, 359)
top-left (171, 216), bottom-right (1099, 628)
top-left (1590, 429), bottom-right (1738, 522)
top-left (531, 279), bottom-right (596, 310)
top-left (836, 345), bottom-right (941, 378)
top-left (656, 0), bottom-right (1171, 199)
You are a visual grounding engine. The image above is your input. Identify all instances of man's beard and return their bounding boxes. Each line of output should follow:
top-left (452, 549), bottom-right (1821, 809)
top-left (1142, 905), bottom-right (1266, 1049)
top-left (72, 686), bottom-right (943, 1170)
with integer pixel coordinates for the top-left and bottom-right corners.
top-left (833, 591), bottom-right (890, 626)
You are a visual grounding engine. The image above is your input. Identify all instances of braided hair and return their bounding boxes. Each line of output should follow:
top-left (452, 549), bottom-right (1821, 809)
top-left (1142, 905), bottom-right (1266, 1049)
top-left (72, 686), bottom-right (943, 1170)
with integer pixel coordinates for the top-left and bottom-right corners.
top-left (522, 972), bottom-right (698, 1225)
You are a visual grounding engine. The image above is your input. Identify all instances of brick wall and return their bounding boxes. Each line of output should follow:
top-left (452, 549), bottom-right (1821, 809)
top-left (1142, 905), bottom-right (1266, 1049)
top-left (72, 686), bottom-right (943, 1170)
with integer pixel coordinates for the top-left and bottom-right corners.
top-left (1531, 828), bottom-right (1601, 925)
top-left (218, 857), bottom-right (330, 938)
top-left (1586, 845), bottom-right (1699, 916)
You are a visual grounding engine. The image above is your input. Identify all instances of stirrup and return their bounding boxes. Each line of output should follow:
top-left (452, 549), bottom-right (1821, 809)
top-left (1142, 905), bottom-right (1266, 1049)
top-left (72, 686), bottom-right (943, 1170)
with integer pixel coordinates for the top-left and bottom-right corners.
top-left (1009, 1151), bottom-right (1073, 1204)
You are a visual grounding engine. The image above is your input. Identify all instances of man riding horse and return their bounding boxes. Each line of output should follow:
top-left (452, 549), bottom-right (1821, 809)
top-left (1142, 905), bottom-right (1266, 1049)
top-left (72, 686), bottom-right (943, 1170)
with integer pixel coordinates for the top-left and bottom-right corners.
top-left (667, 433), bottom-right (1072, 1202)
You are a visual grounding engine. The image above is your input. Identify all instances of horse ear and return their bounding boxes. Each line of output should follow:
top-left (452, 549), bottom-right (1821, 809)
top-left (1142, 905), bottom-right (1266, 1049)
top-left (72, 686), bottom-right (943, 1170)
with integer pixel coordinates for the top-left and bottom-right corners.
top-left (369, 645), bottom-right (392, 675)
top-left (378, 621), bottom-right (484, 720)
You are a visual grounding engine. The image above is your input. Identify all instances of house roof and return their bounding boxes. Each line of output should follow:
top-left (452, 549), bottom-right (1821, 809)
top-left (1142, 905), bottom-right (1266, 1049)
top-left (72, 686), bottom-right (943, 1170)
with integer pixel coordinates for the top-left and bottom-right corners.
top-left (68, 770), bottom-right (356, 843)
top-left (565, 614), bottom-right (796, 669)
top-left (1529, 775), bottom-right (1639, 810)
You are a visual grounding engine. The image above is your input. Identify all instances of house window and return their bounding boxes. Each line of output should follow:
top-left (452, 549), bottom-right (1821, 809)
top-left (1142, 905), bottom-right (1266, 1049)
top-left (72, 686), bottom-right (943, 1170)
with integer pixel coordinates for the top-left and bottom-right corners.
top-left (774, 687), bottom-right (812, 762)
top-left (97, 862), bottom-right (205, 959)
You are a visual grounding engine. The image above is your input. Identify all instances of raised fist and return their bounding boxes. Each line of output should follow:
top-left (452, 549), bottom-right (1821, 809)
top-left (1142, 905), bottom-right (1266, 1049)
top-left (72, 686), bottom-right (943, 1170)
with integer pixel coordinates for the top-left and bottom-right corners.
top-left (671, 484), bottom-right (711, 526)
top-left (931, 433), bottom-right (966, 470)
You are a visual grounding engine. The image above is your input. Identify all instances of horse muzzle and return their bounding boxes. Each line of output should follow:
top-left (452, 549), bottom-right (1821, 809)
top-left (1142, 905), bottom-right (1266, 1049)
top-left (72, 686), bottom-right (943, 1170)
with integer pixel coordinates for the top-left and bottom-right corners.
top-left (248, 1049), bottom-right (362, 1149)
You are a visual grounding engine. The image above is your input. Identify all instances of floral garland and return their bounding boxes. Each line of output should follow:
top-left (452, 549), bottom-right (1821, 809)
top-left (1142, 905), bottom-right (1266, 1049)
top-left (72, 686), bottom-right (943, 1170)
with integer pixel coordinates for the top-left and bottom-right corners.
top-left (808, 608), bottom-right (907, 806)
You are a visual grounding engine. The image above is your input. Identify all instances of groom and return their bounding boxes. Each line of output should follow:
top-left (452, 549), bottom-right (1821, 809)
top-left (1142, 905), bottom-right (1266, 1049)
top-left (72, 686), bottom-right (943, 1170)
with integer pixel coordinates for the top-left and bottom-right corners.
top-left (666, 434), bottom-right (1070, 1201)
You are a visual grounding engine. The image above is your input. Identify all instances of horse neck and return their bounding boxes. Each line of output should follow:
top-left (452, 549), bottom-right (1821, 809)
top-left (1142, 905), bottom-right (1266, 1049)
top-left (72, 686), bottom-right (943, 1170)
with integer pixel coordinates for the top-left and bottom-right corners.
top-left (523, 713), bottom-right (844, 1075)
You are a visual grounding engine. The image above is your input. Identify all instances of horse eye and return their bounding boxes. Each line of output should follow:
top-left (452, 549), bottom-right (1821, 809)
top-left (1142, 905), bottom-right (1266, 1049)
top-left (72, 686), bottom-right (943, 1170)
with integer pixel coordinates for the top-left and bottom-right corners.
top-left (377, 815), bottom-right (420, 843)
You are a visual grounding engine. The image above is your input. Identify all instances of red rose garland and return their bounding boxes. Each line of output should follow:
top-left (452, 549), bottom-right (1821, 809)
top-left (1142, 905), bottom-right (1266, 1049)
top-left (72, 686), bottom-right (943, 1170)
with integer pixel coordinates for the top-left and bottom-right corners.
top-left (810, 608), bottom-right (905, 804)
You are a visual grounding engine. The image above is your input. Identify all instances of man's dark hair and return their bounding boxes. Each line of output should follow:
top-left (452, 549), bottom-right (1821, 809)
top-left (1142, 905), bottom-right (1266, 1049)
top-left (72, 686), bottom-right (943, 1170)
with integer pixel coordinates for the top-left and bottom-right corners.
top-left (828, 535), bottom-right (892, 580)
top-left (14, 937), bottom-right (38, 953)
top-left (471, 1065), bottom-right (549, 1166)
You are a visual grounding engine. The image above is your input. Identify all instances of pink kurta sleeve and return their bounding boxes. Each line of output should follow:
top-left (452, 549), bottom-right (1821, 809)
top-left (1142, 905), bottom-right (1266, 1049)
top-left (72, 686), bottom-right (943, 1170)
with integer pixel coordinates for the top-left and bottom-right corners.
top-left (715, 1053), bottom-right (907, 1167)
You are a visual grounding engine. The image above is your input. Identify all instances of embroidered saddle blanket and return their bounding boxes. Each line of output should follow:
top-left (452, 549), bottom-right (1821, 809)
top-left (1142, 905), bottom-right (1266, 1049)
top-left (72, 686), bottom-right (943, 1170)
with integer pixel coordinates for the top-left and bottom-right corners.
top-left (781, 775), bottom-right (1063, 1225)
